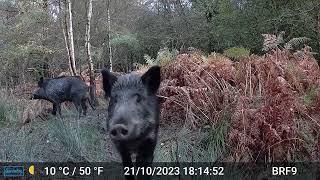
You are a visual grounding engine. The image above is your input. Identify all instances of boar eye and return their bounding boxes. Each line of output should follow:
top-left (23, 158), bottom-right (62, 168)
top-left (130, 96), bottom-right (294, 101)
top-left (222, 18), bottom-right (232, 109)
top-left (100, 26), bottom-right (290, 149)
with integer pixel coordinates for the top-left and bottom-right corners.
top-left (134, 93), bottom-right (142, 103)
top-left (111, 95), bottom-right (118, 104)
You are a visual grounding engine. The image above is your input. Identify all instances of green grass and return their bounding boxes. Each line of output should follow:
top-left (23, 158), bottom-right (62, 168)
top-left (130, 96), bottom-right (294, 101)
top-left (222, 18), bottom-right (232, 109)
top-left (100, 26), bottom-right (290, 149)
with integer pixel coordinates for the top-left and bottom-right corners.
top-left (47, 114), bottom-right (110, 162)
top-left (0, 91), bottom-right (111, 162)
top-left (294, 116), bottom-right (317, 161)
top-left (0, 103), bottom-right (8, 127)
top-left (200, 118), bottom-right (230, 161)
top-left (0, 112), bottom-right (111, 162)
top-left (154, 108), bottom-right (231, 162)
top-left (0, 90), bottom-right (232, 163)
top-left (0, 92), bottom-right (22, 128)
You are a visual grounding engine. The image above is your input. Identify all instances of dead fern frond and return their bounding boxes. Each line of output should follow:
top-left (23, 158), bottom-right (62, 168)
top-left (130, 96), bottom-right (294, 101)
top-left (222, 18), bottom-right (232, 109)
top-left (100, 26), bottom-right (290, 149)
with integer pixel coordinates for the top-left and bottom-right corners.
top-left (159, 47), bottom-right (320, 162)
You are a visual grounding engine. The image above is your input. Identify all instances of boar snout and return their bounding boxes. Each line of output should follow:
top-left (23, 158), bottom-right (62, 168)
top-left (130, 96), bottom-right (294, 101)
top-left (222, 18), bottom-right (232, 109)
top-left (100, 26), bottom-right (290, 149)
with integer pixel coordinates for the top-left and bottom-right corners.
top-left (110, 124), bottom-right (130, 140)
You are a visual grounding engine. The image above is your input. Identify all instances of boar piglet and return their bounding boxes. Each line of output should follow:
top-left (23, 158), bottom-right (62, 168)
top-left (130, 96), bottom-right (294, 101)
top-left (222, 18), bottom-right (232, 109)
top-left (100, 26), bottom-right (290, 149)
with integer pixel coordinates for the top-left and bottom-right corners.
top-left (31, 76), bottom-right (94, 118)
top-left (102, 66), bottom-right (161, 180)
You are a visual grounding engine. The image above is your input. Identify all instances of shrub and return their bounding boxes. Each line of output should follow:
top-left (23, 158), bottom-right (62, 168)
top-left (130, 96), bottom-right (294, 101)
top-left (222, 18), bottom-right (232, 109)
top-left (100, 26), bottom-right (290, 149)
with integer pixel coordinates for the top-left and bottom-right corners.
top-left (223, 47), bottom-right (250, 60)
top-left (144, 47), bottom-right (178, 66)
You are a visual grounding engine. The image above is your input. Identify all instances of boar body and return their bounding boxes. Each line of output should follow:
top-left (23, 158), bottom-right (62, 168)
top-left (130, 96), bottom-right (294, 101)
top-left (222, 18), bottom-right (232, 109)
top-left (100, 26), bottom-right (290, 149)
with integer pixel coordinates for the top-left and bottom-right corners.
top-left (32, 76), bottom-right (93, 117)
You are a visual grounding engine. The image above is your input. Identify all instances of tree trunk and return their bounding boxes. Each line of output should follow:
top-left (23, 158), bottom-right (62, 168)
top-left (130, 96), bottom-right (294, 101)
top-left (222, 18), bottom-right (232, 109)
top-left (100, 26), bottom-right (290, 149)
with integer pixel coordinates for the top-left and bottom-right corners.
top-left (42, 0), bottom-right (49, 78)
top-left (66, 0), bottom-right (77, 76)
top-left (317, 4), bottom-right (320, 55)
top-left (59, 0), bottom-right (72, 75)
top-left (107, 0), bottom-right (113, 72)
top-left (59, 0), bottom-right (77, 76)
top-left (85, 0), bottom-right (98, 106)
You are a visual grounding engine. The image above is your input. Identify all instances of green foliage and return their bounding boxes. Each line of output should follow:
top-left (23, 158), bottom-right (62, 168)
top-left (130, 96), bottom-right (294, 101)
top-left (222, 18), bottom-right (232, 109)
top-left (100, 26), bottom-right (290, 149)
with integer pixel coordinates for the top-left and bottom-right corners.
top-left (262, 31), bottom-right (311, 52)
top-left (111, 33), bottom-right (140, 52)
top-left (198, 0), bottom-right (320, 55)
top-left (0, 1), bottom-right (61, 86)
top-left (285, 37), bottom-right (311, 50)
top-left (144, 48), bottom-right (178, 66)
top-left (2, 0), bottom-right (319, 78)
top-left (223, 47), bottom-right (250, 60)
top-left (157, 48), bottom-right (179, 66)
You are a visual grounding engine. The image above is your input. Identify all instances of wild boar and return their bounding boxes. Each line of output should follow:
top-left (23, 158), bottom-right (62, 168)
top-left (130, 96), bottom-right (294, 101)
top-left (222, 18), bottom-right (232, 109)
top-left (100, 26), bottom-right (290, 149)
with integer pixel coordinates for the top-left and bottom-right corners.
top-left (102, 66), bottom-right (161, 180)
top-left (31, 76), bottom-right (94, 118)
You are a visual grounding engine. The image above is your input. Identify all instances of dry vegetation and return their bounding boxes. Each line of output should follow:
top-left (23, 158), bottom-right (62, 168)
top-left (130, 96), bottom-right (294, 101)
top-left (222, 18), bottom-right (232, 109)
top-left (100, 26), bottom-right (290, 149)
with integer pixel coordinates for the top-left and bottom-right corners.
top-left (159, 48), bottom-right (320, 162)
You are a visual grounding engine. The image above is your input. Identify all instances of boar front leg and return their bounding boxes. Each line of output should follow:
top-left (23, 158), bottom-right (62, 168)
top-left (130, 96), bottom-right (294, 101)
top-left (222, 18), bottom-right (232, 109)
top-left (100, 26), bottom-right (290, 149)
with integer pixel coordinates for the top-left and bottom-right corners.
top-left (136, 139), bottom-right (156, 180)
top-left (119, 147), bottom-right (135, 180)
top-left (52, 104), bottom-right (57, 115)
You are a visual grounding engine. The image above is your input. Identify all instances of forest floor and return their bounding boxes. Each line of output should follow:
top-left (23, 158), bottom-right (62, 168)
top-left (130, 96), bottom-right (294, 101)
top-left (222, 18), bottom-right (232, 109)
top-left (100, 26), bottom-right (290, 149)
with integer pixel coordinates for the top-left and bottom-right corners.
top-left (0, 96), bottom-right (207, 162)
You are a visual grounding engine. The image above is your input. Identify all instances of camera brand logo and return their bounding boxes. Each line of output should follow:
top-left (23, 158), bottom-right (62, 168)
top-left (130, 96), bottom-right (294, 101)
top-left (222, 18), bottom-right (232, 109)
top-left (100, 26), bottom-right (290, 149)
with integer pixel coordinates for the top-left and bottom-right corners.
top-left (3, 166), bottom-right (24, 177)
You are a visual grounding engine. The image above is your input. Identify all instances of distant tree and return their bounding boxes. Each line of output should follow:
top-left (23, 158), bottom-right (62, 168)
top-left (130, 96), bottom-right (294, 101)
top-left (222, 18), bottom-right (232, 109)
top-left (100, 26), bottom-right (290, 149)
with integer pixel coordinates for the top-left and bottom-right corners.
top-left (59, 0), bottom-right (73, 75)
top-left (107, 0), bottom-right (113, 72)
top-left (1, 0), bottom-right (319, 86)
top-left (316, 4), bottom-right (320, 54)
top-left (85, 0), bottom-right (98, 106)
top-left (59, 0), bottom-right (78, 76)
top-left (66, 0), bottom-right (77, 75)
top-left (42, 0), bottom-right (49, 78)
top-left (111, 33), bottom-right (141, 72)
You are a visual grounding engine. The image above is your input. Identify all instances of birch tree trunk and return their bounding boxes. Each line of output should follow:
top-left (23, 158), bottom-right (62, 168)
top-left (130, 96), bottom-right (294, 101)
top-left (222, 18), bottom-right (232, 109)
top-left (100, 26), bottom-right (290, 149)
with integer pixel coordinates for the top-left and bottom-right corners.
top-left (66, 0), bottom-right (77, 76)
top-left (42, 0), bottom-right (49, 77)
top-left (59, 0), bottom-right (72, 74)
top-left (317, 5), bottom-right (320, 54)
top-left (85, 0), bottom-right (98, 106)
top-left (107, 0), bottom-right (113, 72)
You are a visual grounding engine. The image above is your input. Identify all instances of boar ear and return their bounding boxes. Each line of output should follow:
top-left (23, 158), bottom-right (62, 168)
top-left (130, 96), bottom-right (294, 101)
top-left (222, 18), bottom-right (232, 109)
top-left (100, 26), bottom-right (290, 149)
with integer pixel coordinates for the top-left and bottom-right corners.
top-left (38, 77), bottom-right (44, 87)
top-left (141, 66), bottom-right (161, 95)
top-left (101, 69), bottom-right (117, 98)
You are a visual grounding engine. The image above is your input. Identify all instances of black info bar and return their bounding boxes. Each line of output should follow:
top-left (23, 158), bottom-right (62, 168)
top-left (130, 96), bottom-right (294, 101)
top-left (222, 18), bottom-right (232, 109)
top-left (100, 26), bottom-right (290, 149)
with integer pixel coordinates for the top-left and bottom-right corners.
top-left (0, 162), bottom-right (319, 179)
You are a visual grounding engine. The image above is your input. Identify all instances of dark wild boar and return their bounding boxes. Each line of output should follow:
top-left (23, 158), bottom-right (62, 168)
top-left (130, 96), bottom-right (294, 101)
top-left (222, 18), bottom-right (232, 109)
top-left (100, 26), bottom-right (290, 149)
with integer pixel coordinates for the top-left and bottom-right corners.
top-left (102, 66), bottom-right (161, 180)
top-left (31, 76), bottom-right (94, 118)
